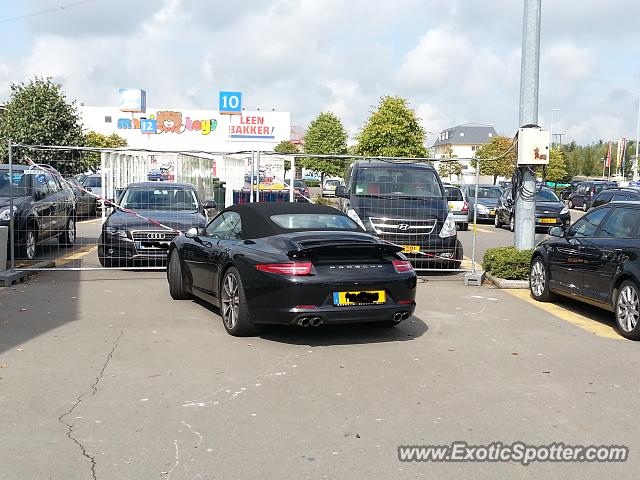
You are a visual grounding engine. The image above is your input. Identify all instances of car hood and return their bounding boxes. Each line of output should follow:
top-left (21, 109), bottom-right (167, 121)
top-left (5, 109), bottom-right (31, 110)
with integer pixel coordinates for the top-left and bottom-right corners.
top-left (474, 198), bottom-right (499, 207)
top-left (350, 195), bottom-right (449, 222)
top-left (535, 201), bottom-right (565, 214)
top-left (105, 209), bottom-right (206, 231)
top-left (0, 195), bottom-right (29, 209)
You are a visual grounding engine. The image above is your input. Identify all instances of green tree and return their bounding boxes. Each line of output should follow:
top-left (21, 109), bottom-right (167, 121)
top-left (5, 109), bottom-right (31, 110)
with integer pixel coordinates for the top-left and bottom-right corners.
top-left (0, 77), bottom-right (84, 174)
top-left (83, 131), bottom-right (128, 171)
top-left (356, 96), bottom-right (427, 158)
top-left (545, 148), bottom-right (569, 184)
top-left (303, 112), bottom-right (348, 183)
top-left (273, 140), bottom-right (299, 175)
top-left (471, 135), bottom-right (516, 184)
top-left (438, 146), bottom-right (462, 180)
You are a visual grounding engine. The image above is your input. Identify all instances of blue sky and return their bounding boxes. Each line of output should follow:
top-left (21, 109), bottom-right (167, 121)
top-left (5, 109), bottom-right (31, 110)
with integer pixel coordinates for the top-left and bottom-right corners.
top-left (1, 0), bottom-right (639, 145)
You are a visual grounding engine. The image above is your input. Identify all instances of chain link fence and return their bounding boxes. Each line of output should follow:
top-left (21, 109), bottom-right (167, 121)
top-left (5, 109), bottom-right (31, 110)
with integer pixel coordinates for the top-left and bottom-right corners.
top-left (1, 142), bottom-right (502, 274)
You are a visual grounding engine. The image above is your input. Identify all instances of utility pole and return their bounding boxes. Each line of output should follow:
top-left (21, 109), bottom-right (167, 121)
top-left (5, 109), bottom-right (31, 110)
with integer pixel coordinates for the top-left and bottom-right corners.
top-left (550, 108), bottom-right (559, 149)
top-left (515, 0), bottom-right (541, 251)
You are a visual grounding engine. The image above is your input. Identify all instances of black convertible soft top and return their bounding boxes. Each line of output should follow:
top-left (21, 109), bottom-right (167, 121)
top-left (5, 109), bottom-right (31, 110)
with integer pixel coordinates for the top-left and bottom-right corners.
top-left (223, 202), bottom-right (362, 239)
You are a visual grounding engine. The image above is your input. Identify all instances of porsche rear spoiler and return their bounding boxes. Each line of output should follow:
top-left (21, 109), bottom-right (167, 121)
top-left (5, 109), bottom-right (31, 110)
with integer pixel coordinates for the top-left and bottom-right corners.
top-left (287, 239), bottom-right (403, 256)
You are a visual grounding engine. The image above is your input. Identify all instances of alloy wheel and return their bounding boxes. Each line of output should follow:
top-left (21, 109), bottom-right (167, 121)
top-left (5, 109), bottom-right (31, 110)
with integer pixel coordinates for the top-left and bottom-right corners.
top-left (26, 231), bottom-right (36, 260)
top-left (530, 261), bottom-right (546, 298)
top-left (221, 273), bottom-right (240, 329)
top-left (68, 218), bottom-right (76, 243)
top-left (617, 285), bottom-right (639, 333)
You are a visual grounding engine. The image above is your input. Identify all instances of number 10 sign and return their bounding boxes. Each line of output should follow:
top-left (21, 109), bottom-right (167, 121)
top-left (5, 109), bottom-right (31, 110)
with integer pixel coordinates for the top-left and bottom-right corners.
top-left (219, 91), bottom-right (242, 115)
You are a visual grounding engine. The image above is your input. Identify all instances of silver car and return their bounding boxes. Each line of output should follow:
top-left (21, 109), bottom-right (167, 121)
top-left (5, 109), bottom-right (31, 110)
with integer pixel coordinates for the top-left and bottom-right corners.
top-left (444, 185), bottom-right (469, 231)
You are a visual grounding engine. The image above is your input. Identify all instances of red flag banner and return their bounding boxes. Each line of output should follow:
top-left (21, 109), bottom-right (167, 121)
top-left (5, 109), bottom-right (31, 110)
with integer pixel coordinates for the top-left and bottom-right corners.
top-left (606, 142), bottom-right (612, 168)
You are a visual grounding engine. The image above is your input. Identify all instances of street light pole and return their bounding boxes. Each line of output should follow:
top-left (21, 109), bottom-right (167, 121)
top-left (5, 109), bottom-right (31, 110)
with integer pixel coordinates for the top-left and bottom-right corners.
top-left (550, 108), bottom-right (560, 149)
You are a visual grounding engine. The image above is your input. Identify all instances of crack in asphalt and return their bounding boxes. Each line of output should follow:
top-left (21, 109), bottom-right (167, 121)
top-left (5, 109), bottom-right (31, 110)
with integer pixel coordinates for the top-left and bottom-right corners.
top-left (57, 327), bottom-right (125, 480)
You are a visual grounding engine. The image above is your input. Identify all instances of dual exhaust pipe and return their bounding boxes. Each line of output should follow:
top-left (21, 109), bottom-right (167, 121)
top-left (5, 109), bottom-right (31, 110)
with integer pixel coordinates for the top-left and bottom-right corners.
top-left (298, 316), bottom-right (322, 327)
top-left (393, 311), bottom-right (410, 322)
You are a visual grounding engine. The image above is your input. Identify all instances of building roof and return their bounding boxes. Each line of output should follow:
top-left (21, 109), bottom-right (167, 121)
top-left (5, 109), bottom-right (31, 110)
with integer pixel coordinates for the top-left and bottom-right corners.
top-left (432, 123), bottom-right (498, 147)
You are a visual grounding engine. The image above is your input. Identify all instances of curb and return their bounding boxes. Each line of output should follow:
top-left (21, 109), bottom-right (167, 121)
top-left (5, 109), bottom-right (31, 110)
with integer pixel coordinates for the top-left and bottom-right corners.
top-left (0, 259), bottom-right (56, 287)
top-left (485, 272), bottom-right (529, 289)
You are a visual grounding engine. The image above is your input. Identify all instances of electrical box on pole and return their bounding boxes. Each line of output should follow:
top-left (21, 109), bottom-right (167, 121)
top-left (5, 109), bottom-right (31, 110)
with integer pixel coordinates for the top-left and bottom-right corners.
top-left (517, 127), bottom-right (550, 166)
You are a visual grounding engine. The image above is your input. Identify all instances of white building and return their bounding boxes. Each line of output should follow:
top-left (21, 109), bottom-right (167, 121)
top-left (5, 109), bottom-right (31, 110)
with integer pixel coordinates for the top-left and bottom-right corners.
top-left (431, 123), bottom-right (498, 184)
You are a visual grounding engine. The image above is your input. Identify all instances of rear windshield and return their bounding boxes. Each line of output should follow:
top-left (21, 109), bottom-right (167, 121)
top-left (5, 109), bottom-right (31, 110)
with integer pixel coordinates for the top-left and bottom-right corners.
top-left (444, 186), bottom-right (463, 201)
top-left (536, 189), bottom-right (559, 202)
top-left (120, 187), bottom-right (199, 211)
top-left (270, 213), bottom-right (358, 230)
top-left (353, 166), bottom-right (443, 198)
top-left (325, 179), bottom-right (341, 187)
top-left (83, 176), bottom-right (102, 188)
top-left (467, 186), bottom-right (502, 199)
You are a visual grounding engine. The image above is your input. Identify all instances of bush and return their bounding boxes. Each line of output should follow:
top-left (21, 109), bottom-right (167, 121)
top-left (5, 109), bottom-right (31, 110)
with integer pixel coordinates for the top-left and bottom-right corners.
top-left (483, 246), bottom-right (533, 280)
top-left (306, 180), bottom-right (320, 187)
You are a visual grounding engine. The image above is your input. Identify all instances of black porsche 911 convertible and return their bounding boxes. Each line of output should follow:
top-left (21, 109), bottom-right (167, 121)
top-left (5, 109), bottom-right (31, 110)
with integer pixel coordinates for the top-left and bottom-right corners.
top-left (166, 202), bottom-right (417, 336)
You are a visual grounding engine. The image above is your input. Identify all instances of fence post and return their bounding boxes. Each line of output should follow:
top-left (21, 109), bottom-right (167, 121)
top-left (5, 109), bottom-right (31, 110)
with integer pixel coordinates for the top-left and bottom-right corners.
top-left (255, 150), bottom-right (261, 203)
top-left (464, 157), bottom-right (484, 286)
top-left (8, 140), bottom-right (15, 273)
top-left (250, 151), bottom-right (255, 203)
top-left (290, 154), bottom-right (295, 202)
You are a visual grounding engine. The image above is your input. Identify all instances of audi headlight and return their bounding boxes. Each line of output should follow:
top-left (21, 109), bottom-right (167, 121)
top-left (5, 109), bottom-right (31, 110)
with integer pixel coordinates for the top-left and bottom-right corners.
top-left (106, 226), bottom-right (128, 238)
top-left (346, 208), bottom-right (366, 230)
top-left (560, 206), bottom-right (569, 215)
top-left (0, 206), bottom-right (16, 221)
top-left (439, 213), bottom-right (457, 238)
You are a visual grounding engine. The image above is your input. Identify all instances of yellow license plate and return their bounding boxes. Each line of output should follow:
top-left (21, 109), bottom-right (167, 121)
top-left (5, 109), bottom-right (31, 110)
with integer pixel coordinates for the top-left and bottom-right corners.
top-left (490, 210), bottom-right (496, 215)
top-left (333, 290), bottom-right (386, 306)
top-left (401, 245), bottom-right (420, 253)
top-left (540, 218), bottom-right (556, 224)
top-left (448, 202), bottom-right (455, 209)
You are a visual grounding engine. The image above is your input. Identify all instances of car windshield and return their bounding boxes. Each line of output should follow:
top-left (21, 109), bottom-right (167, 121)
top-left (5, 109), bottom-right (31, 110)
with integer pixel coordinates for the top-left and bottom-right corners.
top-left (83, 176), bottom-right (102, 188)
top-left (120, 187), bottom-right (199, 211)
top-left (270, 213), bottom-right (358, 230)
top-left (325, 179), bottom-right (340, 187)
top-left (0, 170), bottom-right (30, 196)
top-left (536, 189), bottom-right (559, 202)
top-left (294, 180), bottom-right (306, 188)
top-left (444, 187), bottom-right (463, 201)
top-left (467, 186), bottom-right (502, 199)
top-left (353, 167), bottom-right (442, 197)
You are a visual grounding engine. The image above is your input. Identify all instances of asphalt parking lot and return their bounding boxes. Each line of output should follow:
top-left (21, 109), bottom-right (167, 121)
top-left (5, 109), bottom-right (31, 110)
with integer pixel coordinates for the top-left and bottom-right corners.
top-left (1, 246), bottom-right (638, 479)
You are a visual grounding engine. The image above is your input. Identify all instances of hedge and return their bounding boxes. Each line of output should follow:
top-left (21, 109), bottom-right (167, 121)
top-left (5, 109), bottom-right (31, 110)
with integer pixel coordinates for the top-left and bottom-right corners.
top-left (482, 246), bottom-right (534, 280)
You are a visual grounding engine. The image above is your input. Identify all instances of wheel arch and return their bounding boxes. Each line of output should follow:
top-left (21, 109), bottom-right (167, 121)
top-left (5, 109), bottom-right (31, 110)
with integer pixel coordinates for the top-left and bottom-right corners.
top-left (611, 273), bottom-right (640, 307)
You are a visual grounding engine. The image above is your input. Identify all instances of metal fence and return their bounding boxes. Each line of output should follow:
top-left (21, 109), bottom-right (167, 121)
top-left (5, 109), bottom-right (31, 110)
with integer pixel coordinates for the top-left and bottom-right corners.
top-left (1, 142), bottom-right (506, 274)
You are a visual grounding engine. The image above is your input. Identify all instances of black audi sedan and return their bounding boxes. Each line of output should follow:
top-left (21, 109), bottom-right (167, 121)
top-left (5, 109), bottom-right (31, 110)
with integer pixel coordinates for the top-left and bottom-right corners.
top-left (529, 202), bottom-right (640, 340)
top-left (98, 182), bottom-right (213, 267)
top-left (166, 202), bottom-right (417, 336)
top-left (494, 187), bottom-right (570, 232)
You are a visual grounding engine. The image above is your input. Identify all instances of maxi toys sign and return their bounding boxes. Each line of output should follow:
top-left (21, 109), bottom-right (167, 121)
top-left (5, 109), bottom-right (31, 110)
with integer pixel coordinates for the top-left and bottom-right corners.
top-left (117, 111), bottom-right (218, 135)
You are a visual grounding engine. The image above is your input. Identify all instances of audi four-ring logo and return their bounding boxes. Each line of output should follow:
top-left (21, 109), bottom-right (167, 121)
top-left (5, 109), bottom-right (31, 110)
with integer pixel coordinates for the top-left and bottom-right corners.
top-left (397, 224), bottom-right (411, 231)
top-left (147, 232), bottom-right (166, 240)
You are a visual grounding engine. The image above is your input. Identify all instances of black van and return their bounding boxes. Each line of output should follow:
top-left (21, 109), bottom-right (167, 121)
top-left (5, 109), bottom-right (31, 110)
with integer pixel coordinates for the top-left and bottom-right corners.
top-left (568, 181), bottom-right (617, 211)
top-left (335, 161), bottom-right (462, 269)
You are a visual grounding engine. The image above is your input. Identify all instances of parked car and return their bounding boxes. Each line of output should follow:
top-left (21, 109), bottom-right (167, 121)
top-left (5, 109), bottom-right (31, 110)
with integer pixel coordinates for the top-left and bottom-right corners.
top-left (559, 180), bottom-right (582, 201)
top-left (147, 169), bottom-right (166, 181)
top-left (0, 165), bottom-right (76, 261)
top-left (589, 187), bottom-right (640, 210)
top-left (98, 182), bottom-right (213, 267)
top-left (444, 185), bottom-right (469, 231)
top-left (322, 178), bottom-right (342, 197)
top-left (82, 174), bottom-right (106, 211)
top-left (530, 202), bottom-right (640, 340)
top-left (64, 177), bottom-right (98, 217)
top-left (283, 179), bottom-right (310, 202)
top-left (568, 181), bottom-right (618, 211)
top-left (166, 202), bottom-right (417, 336)
top-left (335, 161), bottom-right (462, 269)
top-left (494, 187), bottom-right (570, 232)
top-left (461, 184), bottom-right (503, 222)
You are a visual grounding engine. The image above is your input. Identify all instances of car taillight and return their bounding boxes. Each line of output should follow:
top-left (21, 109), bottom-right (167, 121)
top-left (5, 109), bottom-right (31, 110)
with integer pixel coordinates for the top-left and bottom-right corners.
top-left (392, 260), bottom-right (414, 273)
top-left (462, 201), bottom-right (469, 212)
top-left (256, 263), bottom-right (312, 275)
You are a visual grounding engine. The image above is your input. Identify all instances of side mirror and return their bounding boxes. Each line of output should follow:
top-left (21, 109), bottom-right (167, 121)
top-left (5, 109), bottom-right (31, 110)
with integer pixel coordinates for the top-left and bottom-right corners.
top-left (202, 200), bottom-right (217, 210)
top-left (86, 187), bottom-right (93, 193)
top-left (549, 226), bottom-right (564, 237)
top-left (335, 185), bottom-right (347, 198)
top-left (185, 227), bottom-right (199, 238)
